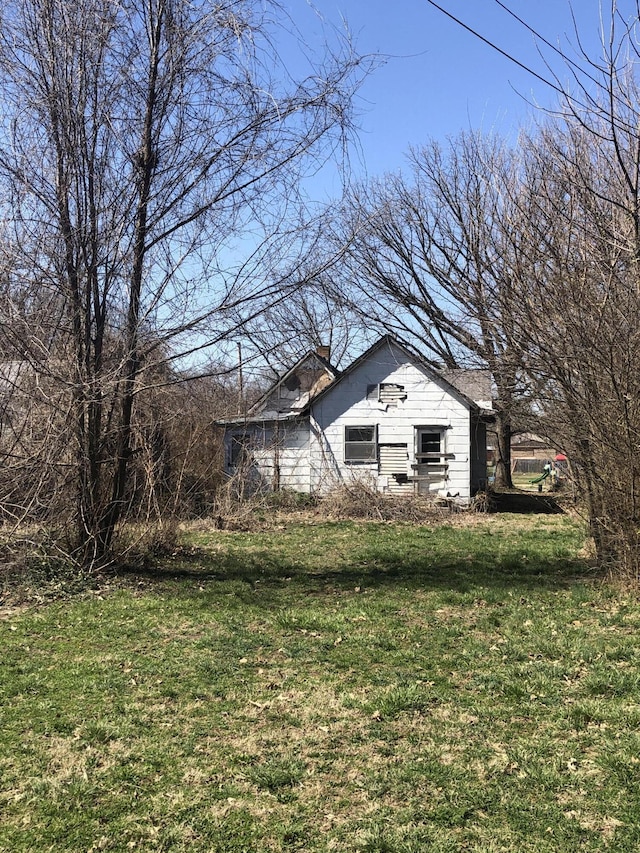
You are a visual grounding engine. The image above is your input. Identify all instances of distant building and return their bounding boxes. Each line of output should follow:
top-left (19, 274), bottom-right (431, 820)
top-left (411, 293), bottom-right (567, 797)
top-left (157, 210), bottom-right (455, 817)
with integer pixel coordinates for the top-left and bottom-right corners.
top-left (511, 433), bottom-right (560, 474)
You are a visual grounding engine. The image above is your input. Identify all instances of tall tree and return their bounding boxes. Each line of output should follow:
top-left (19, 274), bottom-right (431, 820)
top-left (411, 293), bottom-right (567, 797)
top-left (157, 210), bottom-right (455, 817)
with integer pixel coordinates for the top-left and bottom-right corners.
top-left (0, 0), bottom-right (367, 568)
top-left (229, 273), bottom-right (370, 383)
top-left (510, 108), bottom-right (640, 575)
top-left (420, 2), bottom-right (640, 576)
top-left (334, 132), bottom-right (525, 488)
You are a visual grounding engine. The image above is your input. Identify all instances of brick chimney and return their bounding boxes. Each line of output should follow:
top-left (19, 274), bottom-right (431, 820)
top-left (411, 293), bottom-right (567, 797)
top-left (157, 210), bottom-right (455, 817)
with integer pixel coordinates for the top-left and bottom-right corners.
top-left (316, 345), bottom-right (331, 362)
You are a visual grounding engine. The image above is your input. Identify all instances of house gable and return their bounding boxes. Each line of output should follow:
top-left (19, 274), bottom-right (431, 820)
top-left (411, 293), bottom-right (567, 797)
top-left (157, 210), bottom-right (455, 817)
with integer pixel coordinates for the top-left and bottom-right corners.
top-left (309, 336), bottom-right (478, 418)
top-left (248, 350), bottom-right (338, 420)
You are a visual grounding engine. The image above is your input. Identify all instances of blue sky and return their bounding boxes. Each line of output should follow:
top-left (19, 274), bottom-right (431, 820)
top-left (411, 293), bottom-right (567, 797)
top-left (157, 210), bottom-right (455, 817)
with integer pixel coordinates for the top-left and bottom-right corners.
top-left (288, 0), bottom-right (607, 192)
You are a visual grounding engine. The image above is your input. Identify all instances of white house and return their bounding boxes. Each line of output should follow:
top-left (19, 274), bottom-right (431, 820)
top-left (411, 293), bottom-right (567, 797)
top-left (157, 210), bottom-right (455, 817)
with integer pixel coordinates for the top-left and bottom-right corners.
top-left (220, 336), bottom-right (493, 504)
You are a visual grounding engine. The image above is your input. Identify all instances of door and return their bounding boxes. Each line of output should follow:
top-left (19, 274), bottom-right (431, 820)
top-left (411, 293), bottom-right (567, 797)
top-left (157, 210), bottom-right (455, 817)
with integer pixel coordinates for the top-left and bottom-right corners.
top-left (414, 428), bottom-right (447, 494)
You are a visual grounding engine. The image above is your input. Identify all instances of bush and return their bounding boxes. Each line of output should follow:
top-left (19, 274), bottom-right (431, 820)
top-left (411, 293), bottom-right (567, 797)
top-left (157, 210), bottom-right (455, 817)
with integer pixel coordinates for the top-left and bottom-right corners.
top-left (318, 483), bottom-right (452, 523)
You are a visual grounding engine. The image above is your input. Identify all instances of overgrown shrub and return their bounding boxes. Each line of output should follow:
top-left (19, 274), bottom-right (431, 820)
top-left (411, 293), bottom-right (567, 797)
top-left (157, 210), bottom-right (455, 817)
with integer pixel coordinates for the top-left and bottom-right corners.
top-left (318, 483), bottom-right (454, 523)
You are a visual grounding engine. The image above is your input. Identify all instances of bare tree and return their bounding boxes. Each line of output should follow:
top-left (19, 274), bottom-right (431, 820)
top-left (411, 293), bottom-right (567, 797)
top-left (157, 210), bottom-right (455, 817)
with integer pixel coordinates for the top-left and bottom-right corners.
top-left (0, 0), bottom-right (368, 568)
top-left (419, 0), bottom-right (640, 576)
top-left (511, 112), bottom-right (640, 576)
top-left (332, 132), bottom-right (526, 488)
top-left (229, 273), bottom-right (371, 386)
top-left (446, 0), bottom-right (640, 575)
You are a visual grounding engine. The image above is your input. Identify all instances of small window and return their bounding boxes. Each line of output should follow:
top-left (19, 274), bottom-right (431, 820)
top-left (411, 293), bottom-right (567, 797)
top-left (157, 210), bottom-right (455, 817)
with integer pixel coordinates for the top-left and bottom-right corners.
top-left (420, 431), bottom-right (442, 457)
top-left (415, 429), bottom-right (445, 464)
top-left (230, 434), bottom-right (251, 468)
top-left (345, 425), bottom-right (377, 463)
top-left (366, 383), bottom-right (406, 406)
top-left (284, 373), bottom-right (301, 392)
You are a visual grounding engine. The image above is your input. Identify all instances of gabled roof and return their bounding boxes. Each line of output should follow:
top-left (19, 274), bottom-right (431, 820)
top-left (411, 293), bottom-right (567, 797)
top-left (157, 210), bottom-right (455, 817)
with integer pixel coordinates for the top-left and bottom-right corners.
top-left (440, 367), bottom-right (493, 410)
top-left (512, 432), bottom-right (554, 449)
top-left (247, 349), bottom-right (338, 417)
top-left (217, 349), bottom-right (339, 426)
top-left (307, 334), bottom-right (486, 413)
top-left (218, 335), bottom-right (495, 427)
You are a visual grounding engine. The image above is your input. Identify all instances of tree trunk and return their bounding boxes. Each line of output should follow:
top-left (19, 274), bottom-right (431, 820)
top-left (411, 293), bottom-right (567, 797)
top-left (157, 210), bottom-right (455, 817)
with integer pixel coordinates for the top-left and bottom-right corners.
top-left (492, 412), bottom-right (513, 490)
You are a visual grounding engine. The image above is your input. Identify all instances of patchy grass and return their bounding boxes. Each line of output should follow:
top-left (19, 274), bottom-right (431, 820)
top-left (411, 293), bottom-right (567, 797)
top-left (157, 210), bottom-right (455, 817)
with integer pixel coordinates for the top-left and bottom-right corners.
top-left (3, 514), bottom-right (640, 851)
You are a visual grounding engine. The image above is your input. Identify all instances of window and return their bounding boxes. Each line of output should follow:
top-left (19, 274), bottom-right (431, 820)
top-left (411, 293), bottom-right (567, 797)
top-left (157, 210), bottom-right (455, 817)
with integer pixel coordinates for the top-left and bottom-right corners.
top-left (419, 431), bottom-right (442, 459)
top-left (344, 425), bottom-right (377, 463)
top-left (366, 383), bottom-right (406, 406)
top-left (283, 373), bottom-right (300, 392)
top-left (230, 433), bottom-right (251, 468)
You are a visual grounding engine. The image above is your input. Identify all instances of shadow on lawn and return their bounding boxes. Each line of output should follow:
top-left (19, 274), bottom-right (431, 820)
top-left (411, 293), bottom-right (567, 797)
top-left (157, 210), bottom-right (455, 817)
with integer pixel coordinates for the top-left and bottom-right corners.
top-left (489, 491), bottom-right (564, 514)
top-left (124, 536), bottom-right (593, 597)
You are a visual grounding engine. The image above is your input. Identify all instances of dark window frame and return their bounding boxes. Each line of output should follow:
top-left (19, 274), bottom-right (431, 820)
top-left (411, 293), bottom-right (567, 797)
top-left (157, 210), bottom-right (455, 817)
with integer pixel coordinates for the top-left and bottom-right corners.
top-left (344, 425), bottom-right (378, 463)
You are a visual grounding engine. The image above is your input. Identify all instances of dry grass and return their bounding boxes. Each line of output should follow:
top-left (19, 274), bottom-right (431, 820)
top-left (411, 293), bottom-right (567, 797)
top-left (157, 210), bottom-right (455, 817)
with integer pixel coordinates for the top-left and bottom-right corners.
top-left (6, 512), bottom-right (640, 852)
top-left (315, 483), bottom-right (457, 523)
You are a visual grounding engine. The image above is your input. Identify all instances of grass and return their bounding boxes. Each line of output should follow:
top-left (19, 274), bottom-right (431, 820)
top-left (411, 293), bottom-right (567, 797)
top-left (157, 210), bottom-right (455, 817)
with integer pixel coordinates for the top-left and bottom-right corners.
top-left (2, 513), bottom-right (640, 851)
top-left (509, 471), bottom-right (555, 492)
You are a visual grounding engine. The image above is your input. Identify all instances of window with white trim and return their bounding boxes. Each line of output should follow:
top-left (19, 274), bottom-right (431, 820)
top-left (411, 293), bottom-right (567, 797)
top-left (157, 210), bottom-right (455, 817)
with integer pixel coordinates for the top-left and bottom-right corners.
top-left (418, 430), bottom-right (443, 459)
top-left (344, 425), bottom-right (377, 463)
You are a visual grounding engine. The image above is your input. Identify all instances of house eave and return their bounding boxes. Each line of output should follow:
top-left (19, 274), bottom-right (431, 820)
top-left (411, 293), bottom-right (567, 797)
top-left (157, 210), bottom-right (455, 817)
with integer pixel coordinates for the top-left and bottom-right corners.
top-left (215, 412), bottom-right (306, 427)
top-left (475, 408), bottom-right (496, 424)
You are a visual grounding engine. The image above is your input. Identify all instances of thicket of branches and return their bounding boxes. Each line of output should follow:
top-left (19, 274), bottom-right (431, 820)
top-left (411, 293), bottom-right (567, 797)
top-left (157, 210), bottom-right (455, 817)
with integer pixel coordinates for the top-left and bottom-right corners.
top-left (0, 0), bottom-right (368, 570)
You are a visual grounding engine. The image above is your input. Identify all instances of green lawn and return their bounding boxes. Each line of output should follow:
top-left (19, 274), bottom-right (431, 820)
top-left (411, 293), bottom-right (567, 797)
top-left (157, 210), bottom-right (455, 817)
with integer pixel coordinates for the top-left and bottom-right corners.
top-left (3, 514), bottom-right (640, 852)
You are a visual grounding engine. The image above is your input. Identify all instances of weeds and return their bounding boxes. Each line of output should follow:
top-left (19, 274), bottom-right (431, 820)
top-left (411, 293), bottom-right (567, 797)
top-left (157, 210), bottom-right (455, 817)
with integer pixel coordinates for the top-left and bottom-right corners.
top-left (316, 483), bottom-right (454, 523)
top-left (0, 534), bottom-right (94, 604)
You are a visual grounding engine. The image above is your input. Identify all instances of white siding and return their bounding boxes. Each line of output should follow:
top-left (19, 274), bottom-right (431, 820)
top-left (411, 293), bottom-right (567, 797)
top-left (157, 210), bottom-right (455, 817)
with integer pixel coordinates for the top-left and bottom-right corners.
top-left (223, 338), bottom-right (487, 504)
top-left (379, 444), bottom-right (413, 495)
top-left (275, 423), bottom-right (311, 491)
top-left (225, 420), bottom-right (311, 491)
top-left (309, 340), bottom-right (474, 502)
